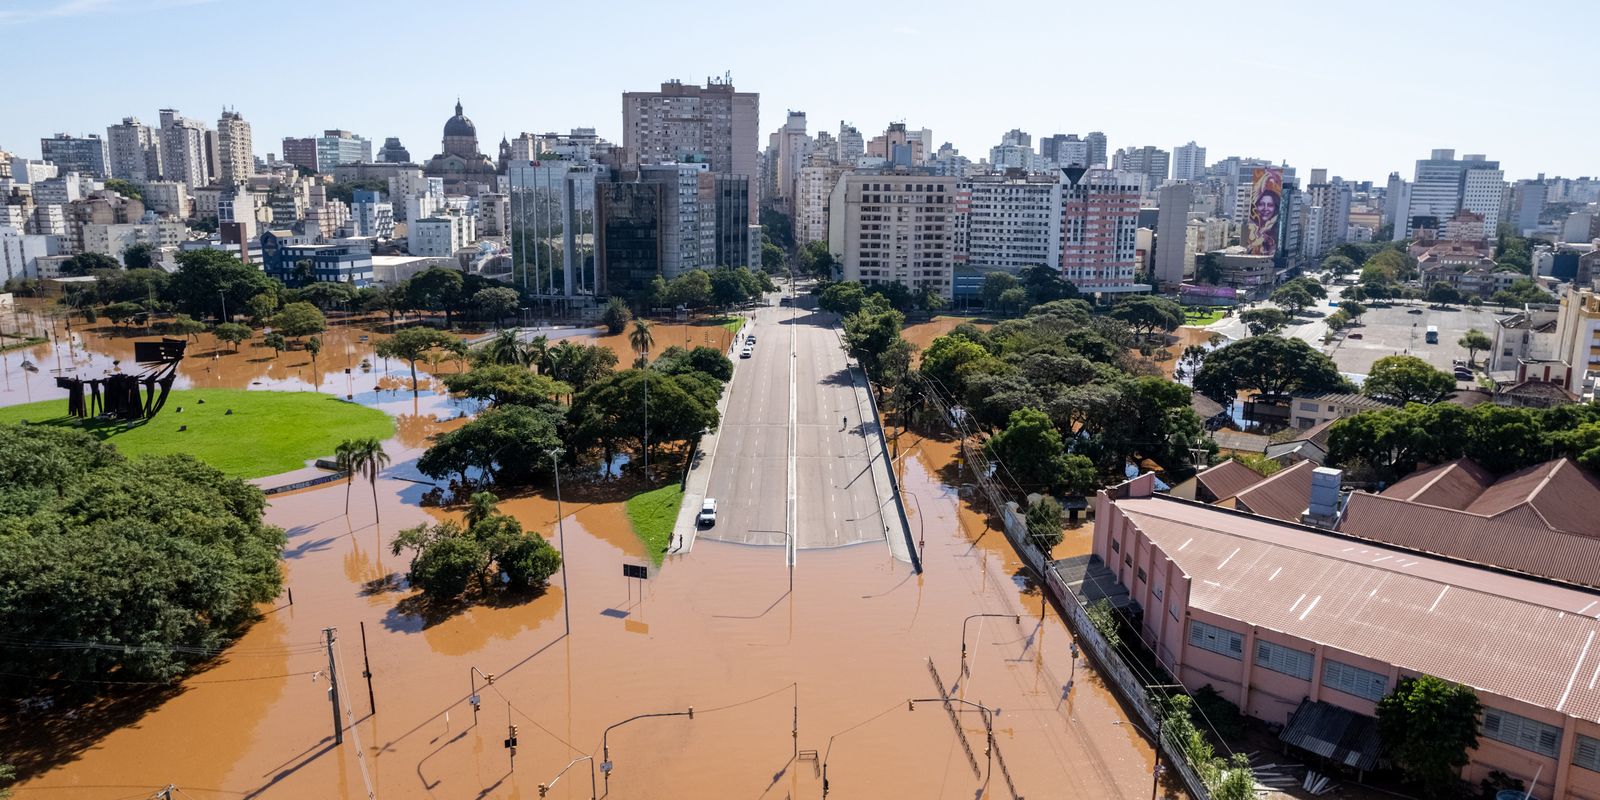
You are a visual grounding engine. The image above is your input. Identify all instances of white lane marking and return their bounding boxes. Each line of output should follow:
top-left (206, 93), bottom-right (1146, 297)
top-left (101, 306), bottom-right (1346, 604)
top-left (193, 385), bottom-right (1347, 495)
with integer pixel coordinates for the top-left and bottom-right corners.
top-left (1558, 630), bottom-right (1596, 711)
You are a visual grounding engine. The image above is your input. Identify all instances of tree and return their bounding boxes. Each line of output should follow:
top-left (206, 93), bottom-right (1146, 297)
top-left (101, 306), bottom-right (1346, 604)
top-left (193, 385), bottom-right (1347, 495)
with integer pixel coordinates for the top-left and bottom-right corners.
top-left (122, 242), bottom-right (157, 270)
top-left (1342, 284), bottom-right (1368, 303)
top-left (213, 322), bottom-right (251, 352)
top-left (1363, 355), bottom-right (1455, 405)
top-left (1194, 336), bottom-right (1350, 401)
top-left (103, 300), bottom-right (144, 327)
top-left (247, 292), bottom-right (279, 325)
top-left (1427, 282), bottom-right (1463, 307)
top-left (60, 252), bottom-right (121, 276)
top-left (818, 281), bottom-right (868, 316)
top-left (166, 249), bottom-right (277, 321)
top-left (1110, 296), bottom-right (1184, 340)
top-left (1320, 254), bottom-right (1357, 276)
top-left (442, 364), bottom-right (569, 407)
top-left (1339, 299), bottom-right (1366, 324)
top-left (1458, 328), bottom-right (1492, 366)
top-left (1025, 495), bottom-right (1064, 551)
top-left (473, 286), bottom-right (521, 327)
top-left (0, 425), bottom-right (283, 690)
top-left (418, 404), bottom-right (564, 486)
top-left (1270, 283), bottom-right (1315, 315)
top-left (339, 437), bottom-right (390, 524)
top-left (567, 370), bottom-right (718, 471)
top-left (104, 178), bottom-right (143, 200)
top-left (1196, 252), bottom-right (1223, 285)
top-left (1324, 310), bottom-right (1350, 331)
top-left (1018, 265), bottom-right (1078, 305)
top-left (544, 341), bottom-right (619, 398)
top-left (375, 326), bottom-right (460, 393)
top-left (270, 301), bottom-right (327, 342)
top-left (665, 269), bottom-right (713, 309)
top-left (796, 240), bottom-right (834, 279)
top-left (1491, 278), bottom-right (1555, 307)
top-left (263, 332), bottom-right (286, 358)
top-left (288, 281), bottom-right (355, 311)
top-left (601, 296), bottom-right (632, 334)
top-left (1239, 307), bottom-right (1289, 336)
top-left (629, 318), bottom-right (655, 365)
top-left (1282, 276), bottom-right (1328, 300)
top-left (986, 408), bottom-right (1074, 494)
top-left (997, 286), bottom-right (1029, 315)
top-left (390, 498), bottom-right (560, 601)
top-left (842, 301), bottom-right (907, 378)
top-left (306, 335), bottom-right (323, 377)
top-left (761, 241), bottom-right (786, 272)
top-left (167, 313), bottom-right (207, 341)
top-left (406, 267), bottom-right (466, 328)
top-left (981, 272), bottom-right (1021, 313)
top-left (1376, 675), bottom-right (1481, 798)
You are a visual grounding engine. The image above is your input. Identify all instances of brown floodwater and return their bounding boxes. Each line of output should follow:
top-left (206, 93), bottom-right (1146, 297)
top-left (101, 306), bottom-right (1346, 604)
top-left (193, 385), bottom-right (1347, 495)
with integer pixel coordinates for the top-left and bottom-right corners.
top-left (4, 302), bottom-right (1177, 799)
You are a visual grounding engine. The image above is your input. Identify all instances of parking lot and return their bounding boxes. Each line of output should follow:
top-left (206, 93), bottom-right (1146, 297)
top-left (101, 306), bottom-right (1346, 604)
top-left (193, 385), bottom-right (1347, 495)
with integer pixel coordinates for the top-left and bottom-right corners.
top-left (1324, 301), bottom-right (1507, 376)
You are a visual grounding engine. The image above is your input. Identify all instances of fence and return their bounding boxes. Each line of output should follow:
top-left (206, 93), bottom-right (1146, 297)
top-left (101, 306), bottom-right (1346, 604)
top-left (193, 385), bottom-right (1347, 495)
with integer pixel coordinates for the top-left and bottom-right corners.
top-left (856, 356), bottom-right (922, 573)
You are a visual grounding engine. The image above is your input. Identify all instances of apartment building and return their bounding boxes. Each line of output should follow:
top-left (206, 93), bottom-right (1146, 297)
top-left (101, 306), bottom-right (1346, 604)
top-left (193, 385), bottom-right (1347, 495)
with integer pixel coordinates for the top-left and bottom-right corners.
top-left (961, 172), bottom-right (1058, 271)
top-left (40, 134), bottom-right (109, 179)
top-left (1058, 168), bottom-right (1142, 291)
top-left (831, 169), bottom-right (955, 297)
top-left (106, 118), bottom-right (162, 182)
top-left (622, 78), bottom-right (759, 218)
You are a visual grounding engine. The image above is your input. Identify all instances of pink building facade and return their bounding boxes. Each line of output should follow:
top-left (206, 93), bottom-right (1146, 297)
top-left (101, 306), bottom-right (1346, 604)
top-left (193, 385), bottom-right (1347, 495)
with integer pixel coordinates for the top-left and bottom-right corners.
top-left (1093, 474), bottom-right (1600, 799)
top-left (1058, 168), bottom-right (1140, 291)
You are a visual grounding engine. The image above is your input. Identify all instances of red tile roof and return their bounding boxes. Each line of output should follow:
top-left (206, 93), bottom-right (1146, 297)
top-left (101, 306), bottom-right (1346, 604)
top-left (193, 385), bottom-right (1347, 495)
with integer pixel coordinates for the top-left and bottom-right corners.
top-left (1383, 459), bottom-right (1494, 508)
top-left (1115, 495), bottom-right (1600, 724)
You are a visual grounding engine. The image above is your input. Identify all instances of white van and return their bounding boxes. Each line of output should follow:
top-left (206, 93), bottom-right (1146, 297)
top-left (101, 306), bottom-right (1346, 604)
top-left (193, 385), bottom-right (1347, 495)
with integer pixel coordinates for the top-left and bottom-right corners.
top-left (696, 497), bottom-right (718, 527)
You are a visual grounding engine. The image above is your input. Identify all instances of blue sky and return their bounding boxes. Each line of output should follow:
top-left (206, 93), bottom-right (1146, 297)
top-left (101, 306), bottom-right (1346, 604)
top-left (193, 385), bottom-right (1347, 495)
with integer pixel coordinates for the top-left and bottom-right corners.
top-left (3, 0), bottom-right (1595, 183)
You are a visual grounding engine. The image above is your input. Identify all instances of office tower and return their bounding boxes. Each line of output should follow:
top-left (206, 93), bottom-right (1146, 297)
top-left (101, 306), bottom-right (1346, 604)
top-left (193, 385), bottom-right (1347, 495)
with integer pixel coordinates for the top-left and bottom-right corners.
top-left (773, 111), bottom-right (809, 212)
top-left (316, 130), bottom-right (372, 172)
top-left (1085, 131), bottom-right (1108, 167)
top-left (281, 137), bottom-right (318, 172)
top-left (39, 134), bottom-right (109, 179)
top-left (1172, 141), bottom-right (1207, 182)
top-left (623, 77), bottom-right (759, 218)
top-left (1401, 149), bottom-right (1503, 240)
top-left (216, 109), bottom-right (253, 187)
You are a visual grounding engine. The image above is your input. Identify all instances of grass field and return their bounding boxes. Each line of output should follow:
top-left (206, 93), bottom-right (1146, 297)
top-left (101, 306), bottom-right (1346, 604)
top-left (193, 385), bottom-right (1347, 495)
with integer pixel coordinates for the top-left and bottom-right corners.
top-left (623, 483), bottom-right (683, 564)
top-left (712, 316), bottom-right (743, 334)
top-left (0, 388), bottom-right (394, 479)
top-left (1183, 307), bottom-right (1227, 326)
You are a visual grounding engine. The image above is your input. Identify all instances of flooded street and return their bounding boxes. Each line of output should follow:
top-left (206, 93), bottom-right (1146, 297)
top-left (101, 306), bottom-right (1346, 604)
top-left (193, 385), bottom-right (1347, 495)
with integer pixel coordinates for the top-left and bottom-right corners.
top-left (4, 302), bottom-right (1168, 799)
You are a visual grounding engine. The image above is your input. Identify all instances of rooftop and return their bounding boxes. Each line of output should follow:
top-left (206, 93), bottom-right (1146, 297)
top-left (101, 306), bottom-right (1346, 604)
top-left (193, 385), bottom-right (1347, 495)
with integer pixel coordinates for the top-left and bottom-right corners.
top-left (1114, 491), bottom-right (1600, 724)
top-left (1230, 459), bottom-right (1317, 522)
top-left (1194, 460), bottom-right (1265, 502)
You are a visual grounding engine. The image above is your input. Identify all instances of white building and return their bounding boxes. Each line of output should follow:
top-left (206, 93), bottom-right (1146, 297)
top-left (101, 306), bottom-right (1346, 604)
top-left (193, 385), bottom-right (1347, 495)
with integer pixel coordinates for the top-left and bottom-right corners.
top-left (831, 170), bottom-right (955, 297)
top-left (10, 157), bottom-right (58, 185)
top-left (142, 180), bottom-right (190, 218)
top-left (348, 190), bottom-right (394, 238)
top-left (81, 221), bottom-right (186, 261)
top-left (158, 109), bottom-right (210, 189)
top-left (0, 225), bottom-right (61, 282)
top-left (409, 213), bottom-right (475, 258)
top-left (1172, 141), bottom-right (1207, 182)
top-left (988, 143), bottom-right (1043, 173)
top-left (1400, 150), bottom-right (1502, 240)
top-left (962, 173), bottom-right (1057, 271)
top-left (106, 117), bottom-right (162, 183)
top-left (773, 111), bottom-right (809, 213)
top-left (836, 122), bottom-right (864, 162)
top-left (216, 109), bottom-right (253, 187)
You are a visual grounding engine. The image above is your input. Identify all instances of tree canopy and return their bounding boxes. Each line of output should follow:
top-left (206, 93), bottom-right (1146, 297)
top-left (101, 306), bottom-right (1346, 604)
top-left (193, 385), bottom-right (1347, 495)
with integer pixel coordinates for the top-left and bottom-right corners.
top-left (442, 364), bottom-right (569, 408)
top-left (374, 326), bottom-right (463, 392)
top-left (1362, 355), bottom-right (1455, 405)
top-left (271, 301), bottom-right (327, 339)
top-left (0, 424), bottom-right (284, 692)
top-left (1326, 402), bottom-right (1600, 482)
top-left (417, 403), bottom-right (565, 486)
top-left (1239, 307), bottom-right (1289, 336)
top-left (1376, 675), bottom-right (1481, 798)
top-left (1109, 296), bottom-right (1184, 339)
top-left (391, 492), bottom-right (560, 601)
top-left (1193, 335), bottom-right (1350, 401)
top-left (168, 250), bottom-right (277, 321)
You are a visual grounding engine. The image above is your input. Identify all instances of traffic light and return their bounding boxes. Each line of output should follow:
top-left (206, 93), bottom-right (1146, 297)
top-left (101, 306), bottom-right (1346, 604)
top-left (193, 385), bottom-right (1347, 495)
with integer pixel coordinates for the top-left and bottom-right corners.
top-left (538, 784), bottom-right (547, 797)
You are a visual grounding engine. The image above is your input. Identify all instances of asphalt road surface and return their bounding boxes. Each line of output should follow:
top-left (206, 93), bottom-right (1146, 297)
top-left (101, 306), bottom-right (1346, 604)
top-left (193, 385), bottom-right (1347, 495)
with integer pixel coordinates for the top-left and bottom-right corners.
top-left (697, 296), bottom-right (890, 551)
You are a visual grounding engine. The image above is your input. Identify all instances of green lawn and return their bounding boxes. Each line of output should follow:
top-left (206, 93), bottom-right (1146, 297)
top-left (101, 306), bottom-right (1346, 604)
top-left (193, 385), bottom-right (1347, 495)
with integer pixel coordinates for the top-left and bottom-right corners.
top-left (1183, 307), bottom-right (1226, 326)
top-left (624, 483), bottom-right (683, 564)
top-left (0, 335), bottom-right (46, 353)
top-left (711, 316), bottom-right (743, 334)
top-left (0, 388), bottom-right (394, 479)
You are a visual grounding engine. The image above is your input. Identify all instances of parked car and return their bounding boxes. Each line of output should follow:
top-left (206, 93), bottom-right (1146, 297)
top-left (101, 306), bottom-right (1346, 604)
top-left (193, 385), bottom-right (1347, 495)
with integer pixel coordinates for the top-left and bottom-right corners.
top-left (740, 345), bottom-right (754, 359)
top-left (697, 498), bottom-right (717, 527)
top-left (746, 334), bottom-right (756, 345)
top-left (1347, 333), bottom-right (1363, 339)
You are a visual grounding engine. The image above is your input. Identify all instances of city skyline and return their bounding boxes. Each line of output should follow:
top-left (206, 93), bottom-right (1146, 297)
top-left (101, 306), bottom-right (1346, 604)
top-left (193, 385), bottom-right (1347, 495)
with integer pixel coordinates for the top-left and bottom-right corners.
top-left (2, 0), bottom-right (1596, 183)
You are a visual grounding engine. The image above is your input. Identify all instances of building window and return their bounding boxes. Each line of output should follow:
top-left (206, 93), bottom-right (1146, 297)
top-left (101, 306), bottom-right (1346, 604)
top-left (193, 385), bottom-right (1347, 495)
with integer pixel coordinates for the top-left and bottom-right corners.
top-left (1576, 734), bottom-right (1600, 772)
top-left (1188, 619), bottom-right (1243, 660)
top-left (1136, 567), bottom-right (1146, 583)
top-left (1483, 708), bottom-right (1561, 758)
top-left (1255, 640), bottom-right (1314, 680)
top-left (1321, 659), bottom-right (1388, 701)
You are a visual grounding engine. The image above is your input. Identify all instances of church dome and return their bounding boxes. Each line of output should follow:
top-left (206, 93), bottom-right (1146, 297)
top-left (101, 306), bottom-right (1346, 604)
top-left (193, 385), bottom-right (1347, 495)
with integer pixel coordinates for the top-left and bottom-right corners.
top-left (444, 100), bottom-right (476, 138)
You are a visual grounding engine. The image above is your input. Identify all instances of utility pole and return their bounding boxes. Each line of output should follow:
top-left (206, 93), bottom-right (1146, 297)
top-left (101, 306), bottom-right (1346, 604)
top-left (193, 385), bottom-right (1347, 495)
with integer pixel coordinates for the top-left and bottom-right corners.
top-left (548, 449), bottom-right (570, 636)
top-left (323, 627), bottom-right (344, 745)
top-left (160, 785), bottom-right (175, 800)
top-left (359, 620), bottom-right (375, 714)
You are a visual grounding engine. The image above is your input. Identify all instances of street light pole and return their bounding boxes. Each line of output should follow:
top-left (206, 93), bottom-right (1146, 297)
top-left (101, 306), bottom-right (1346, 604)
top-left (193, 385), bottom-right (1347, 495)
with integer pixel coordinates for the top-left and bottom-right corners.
top-left (600, 707), bottom-right (695, 793)
top-left (909, 697), bottom-right (997, 791)
top-left (548, 448), bottom-right (570, 636)
top-left (538, 755), bottom-right (597, 799)
top-left (219, 290), bottom-right (227, 323)
top-left (959, 613), bottom-right (1021, 679)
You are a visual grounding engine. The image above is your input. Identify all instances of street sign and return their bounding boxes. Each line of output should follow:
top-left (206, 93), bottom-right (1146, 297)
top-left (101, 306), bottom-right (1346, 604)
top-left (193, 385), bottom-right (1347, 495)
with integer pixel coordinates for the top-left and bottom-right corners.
top-left (622, 563), bottom-right (648, 580)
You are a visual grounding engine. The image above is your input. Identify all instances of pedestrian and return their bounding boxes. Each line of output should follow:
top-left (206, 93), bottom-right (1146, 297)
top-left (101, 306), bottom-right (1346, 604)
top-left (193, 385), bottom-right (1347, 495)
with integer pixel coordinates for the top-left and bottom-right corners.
top-left (842, 415), bottom-right (848, 431)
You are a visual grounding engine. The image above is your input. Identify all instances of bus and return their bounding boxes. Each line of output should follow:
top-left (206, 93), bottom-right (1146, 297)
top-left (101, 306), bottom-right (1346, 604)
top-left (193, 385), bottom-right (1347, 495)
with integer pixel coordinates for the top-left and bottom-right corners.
top-left (1425, 325), bottom-right (1439, 344)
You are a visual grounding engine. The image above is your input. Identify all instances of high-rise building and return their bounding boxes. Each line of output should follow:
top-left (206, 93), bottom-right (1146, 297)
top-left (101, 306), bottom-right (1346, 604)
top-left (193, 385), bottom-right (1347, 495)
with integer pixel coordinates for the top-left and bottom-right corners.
top-left (216, 109), bottom-right (253, 187)
top-left (836, 122), bottom-right (864, 162)
top-left (1172, 141), bottom-right (1207, 182)
top-left (596, 180), bottom-right (662, 299)
top-left (1154, 182), bottom-right (1194, 288)
top-left (1401, 149), bottom-right (1503, 240)
top-left (506, 159), bottom-right (603, 297)
top-left (1112, 146), bottom-right (1170, 190)
top-left (831, 169), bottom-right (956, 297)
top-left (1511, 180), bottom-right (1548, 235)
top-left (961, 173), bottom-right (1057, 271)
top-left (158, 109), bottom-right (210, 189)
top-left (281, 137), bottom-right (318, 172)
top-left (773, 111), bottom-right (809, 213)
top-left (40, 134), bottom-right (109, 179)
top-left (1041, 134), bottom-right (1090, 168)
top-left (989, 133), bottom-right (1043, 173)
top-left (349, 190), bottom-right (394, 238)
top-left (866, 123), bottom-right (924, 167)
top-left (796, 152), bottom-right (849, 245)
top-left (142, 181), bottom-right (190, 218)
top-left (1085, 132), bottom-right (1108, 168)
top-left (377, 137), bottom-right (411, 163)
top-left (1058, 168), bottom-right (1142, 291)
top-left (106, 118), bottom-right (162, 183)
top-left (315, 130), bottom-right (372, 172)
top-left (1302, 177), bottom-right (1352, 261)
top-left (622, 78), bottom-right (760, 218)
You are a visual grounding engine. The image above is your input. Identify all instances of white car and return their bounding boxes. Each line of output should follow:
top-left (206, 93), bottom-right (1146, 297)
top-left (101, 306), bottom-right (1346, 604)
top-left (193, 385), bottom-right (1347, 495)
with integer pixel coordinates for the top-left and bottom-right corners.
top-left (696, 498), bottom-right (718, 527)
top-left (740, 345), bottom-right (754, 359)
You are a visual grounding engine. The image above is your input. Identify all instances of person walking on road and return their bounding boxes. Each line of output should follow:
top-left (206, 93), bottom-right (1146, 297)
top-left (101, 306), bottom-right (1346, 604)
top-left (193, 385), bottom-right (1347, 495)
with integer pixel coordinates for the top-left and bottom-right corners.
top-left (842, 415), bottom-right (848, 431)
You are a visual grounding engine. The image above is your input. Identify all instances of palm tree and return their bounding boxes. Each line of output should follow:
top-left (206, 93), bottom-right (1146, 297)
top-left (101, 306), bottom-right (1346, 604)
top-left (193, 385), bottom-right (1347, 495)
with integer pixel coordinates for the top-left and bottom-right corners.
top-left (334, 439), bottom-right (361, 516)
top-left (481, 329), bottom-right (523, 366)
top-left (343, 438), bottom-right (391, 525)
top-left (629, 319), bottom-right (654, 369)
top-left (526, 334), bottom-right (550, 373)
